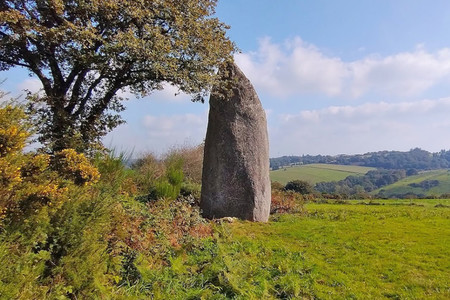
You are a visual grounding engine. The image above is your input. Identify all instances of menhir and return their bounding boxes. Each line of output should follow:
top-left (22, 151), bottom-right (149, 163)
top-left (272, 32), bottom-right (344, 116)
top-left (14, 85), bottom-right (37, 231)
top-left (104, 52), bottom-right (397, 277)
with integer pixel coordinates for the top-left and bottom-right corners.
top-left (200, 62), bottom-right (271, 222)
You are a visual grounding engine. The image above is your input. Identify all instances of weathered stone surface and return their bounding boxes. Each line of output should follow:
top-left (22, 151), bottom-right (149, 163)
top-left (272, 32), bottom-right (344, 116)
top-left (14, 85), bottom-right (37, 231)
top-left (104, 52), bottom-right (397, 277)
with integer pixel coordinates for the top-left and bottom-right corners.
top-left (200, 62), bottom-right (271, 222)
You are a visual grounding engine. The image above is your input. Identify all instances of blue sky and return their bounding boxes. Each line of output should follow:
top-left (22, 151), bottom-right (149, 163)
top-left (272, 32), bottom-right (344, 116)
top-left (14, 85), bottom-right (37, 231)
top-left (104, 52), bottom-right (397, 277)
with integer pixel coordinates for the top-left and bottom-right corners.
top-left (3, 1), bottom-right (450, 157)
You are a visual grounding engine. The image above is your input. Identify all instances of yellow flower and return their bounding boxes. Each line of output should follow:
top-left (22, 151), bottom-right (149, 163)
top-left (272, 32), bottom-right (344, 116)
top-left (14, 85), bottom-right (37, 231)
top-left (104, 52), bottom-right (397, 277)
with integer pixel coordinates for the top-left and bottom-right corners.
top-left (56, 149), bottom-right (100, 185)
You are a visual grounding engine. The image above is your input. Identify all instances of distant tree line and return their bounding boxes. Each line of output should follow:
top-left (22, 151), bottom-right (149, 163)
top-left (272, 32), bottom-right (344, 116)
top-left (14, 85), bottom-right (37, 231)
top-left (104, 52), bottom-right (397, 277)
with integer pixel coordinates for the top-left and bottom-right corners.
top-left (270, 148), bottom-right (450, 171)
top-left (314, 169), bottom-right (407, 196)
top-left (408, 180), bottom-right (439, 190)
top-left (272, 176), bottom-right (450, 200)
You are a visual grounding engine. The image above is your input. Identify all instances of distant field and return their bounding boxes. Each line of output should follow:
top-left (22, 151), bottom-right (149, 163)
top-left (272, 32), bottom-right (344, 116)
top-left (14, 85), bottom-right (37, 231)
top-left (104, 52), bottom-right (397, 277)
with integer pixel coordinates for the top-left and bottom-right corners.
top-left (270, 163), bottom-right (375, 185)
top-left (374, 169), bottom-right (450, 197)
top-left (217, 201), bottom-right (450, 299)
top-left (344, 198), bottom-right (450, 207)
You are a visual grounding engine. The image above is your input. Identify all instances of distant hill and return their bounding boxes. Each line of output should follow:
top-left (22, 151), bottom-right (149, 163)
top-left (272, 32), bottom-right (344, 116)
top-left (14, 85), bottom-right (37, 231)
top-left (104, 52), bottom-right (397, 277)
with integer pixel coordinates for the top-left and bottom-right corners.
top-left (270, 148), bottom-right (450, 171)
top-left (270, 164), bottom-right (375, 185)
top-left (374, 169), bottom-right (450, 198)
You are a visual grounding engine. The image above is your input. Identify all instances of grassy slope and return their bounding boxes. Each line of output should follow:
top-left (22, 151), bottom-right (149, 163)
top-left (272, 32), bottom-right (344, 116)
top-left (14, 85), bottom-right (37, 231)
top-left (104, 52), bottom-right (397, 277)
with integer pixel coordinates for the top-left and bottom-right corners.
top-left (270, 164), bottom-right (375, 185)
top-left (374, 169), bottom-right (450, 196)
top-left (216, 201), bottom-right (450, 299)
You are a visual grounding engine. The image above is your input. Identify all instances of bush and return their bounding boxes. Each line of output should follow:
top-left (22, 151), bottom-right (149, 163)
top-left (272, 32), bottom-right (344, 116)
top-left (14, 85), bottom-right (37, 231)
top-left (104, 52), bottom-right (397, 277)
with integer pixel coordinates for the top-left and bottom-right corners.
top-left (170, 144), bottom-right (204, 184)
top-left (0, 103), bottom-right (71, 223)
top-left (0, 102), bottom-right (115, 299)
top-left (271, 181), bottom-right (285, 191)
top-left (131, 152), bottom-right (164, 195)
top-left (284, 180), bottom-right (314, 194)
top-left (133, 144), bottom-right (204, 202)
top-left (144, 155), bottom-right (184, 201)
top-left (271, 190), bottom-right (306, 214)
top-left (54, 149), bottom-right (100, 185)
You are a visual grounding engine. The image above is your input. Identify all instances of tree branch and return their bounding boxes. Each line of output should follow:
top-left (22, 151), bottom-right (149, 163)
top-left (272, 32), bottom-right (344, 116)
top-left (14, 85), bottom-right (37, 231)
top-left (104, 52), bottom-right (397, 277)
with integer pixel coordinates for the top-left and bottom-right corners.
top-left (73, 72), bottom-right (106, 117)
top-left (0, 57), bottom-right (32, 69)
top-left (84, 84), bottom-right (121, 125)
top-left (47, 47), bottom-right (65, 98)
top-left (84, 64), bottom-right (132, 123)
top-left (64, 64), bottom-right (82, 93)
top-left (65, 68), bottom-right (87, 114)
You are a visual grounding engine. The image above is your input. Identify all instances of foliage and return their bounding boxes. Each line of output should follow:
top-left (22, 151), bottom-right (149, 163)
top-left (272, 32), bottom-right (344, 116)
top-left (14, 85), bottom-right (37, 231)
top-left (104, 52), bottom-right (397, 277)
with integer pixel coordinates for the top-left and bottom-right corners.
top-left (169, 143), bottom-right (204, 184)
top-left (0, 102), bottom-right (69, 224)
top-left (133, 144), bottom-right (204, 202)
top-left (375, 169), bottom-right (450, 199)
top-left (408, 179), bottom-right (440, 189)
top-left (180, 181), bottom-right (201, 199)
top-left (315, 169), bottom-right (407, 196)
top-left (138, 153), bottom-right (184, 201)
top-left (271, 181), bottom-right (284, 191)
top-left (285, 179), bottom-right (314, 194)
top-left (131, 152), bottom-right (165, 194)
top-left (0, 101), bottom-right (218, 299)
top-left (0, 0), bottom-right (235, 152)
top-left (54, 148), bottom-right (100, 185)
top-left (0, 102), bottom-right (114, 299)
top-left (0, 103), bottom-right (30, 155)
top-left (270, 190), bottom-right (305, 214)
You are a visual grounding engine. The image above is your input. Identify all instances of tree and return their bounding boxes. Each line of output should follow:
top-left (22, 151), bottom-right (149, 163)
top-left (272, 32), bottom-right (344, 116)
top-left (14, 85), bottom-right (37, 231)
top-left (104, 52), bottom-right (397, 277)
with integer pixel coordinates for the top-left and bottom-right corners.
top-left (0, 0), bottom-right (235, 152)
top-left (284, 180), bottom-right (314, 195)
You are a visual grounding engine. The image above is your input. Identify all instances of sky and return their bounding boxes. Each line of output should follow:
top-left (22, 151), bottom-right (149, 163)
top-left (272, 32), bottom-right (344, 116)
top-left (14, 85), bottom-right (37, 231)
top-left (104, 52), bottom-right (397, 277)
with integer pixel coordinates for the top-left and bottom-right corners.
top-left (3, 0), bottom-right (450, 157)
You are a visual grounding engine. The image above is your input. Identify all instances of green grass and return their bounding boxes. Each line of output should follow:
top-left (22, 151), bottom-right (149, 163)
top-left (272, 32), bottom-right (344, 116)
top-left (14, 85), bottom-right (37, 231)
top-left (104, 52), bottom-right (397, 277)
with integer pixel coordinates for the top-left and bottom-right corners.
top-left (214, 201), bottom-right (450, 299)
top-left (374, 169), bottom-right (450, 197)
top-left (346, 198), bottom-right (450, 207)
top-left (270, 164), bottom-right (375, 185)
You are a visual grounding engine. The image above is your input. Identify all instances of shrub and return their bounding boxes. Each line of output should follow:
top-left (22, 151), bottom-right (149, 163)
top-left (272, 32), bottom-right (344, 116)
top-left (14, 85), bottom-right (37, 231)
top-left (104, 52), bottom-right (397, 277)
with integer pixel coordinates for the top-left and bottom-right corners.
top-left (180, 181), bottom-right (202, 200)
top-left (0, 101), bottom-right (117, 299)
top-left (132, 152), bottom-right (165, 192)
top-left (284, 180), bottom-right (314, 194)
top-left (165, 144), bottom-right (204, 184)
top-left (0, 103), bottom-right (69, 223)
top-left (54, 149), bottom-right (100, 185)
top-left (271, 190), bottom-right (305, 214)
top-left (271, 181), bottom-right (285, 191)
top-left (0, 104), bottom-right (30, 156)
top-left (133, 146), bottom-right (204, 202)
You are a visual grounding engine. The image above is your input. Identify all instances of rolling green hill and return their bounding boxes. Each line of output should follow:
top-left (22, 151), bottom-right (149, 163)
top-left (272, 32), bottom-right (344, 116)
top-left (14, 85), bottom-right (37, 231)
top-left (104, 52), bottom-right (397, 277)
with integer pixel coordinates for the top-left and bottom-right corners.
top-left (374, 169), bottom-right (450, 197)
top-left (270, 164), bottom-right (375, 185)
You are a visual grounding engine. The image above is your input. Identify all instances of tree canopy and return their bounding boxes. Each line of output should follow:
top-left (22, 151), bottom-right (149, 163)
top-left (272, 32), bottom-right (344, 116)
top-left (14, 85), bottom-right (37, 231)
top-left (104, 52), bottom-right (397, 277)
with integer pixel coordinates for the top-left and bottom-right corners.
top-left (284, 180), bottom-right (314, 195)
top-left (0, 0), bottom-right (235, 151)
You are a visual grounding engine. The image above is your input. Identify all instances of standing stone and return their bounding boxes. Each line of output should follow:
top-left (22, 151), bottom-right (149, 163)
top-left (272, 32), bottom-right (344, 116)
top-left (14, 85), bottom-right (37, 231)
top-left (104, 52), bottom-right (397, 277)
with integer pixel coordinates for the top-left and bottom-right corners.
top-left (201, 62), bottom-right (271, 222)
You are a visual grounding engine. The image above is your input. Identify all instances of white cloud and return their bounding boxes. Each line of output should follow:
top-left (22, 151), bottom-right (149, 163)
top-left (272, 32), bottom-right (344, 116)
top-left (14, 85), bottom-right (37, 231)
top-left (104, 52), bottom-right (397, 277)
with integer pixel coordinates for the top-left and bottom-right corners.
top-left (149, 83), bottom-right (192, 102)
top-left (105, 112), bottom-right (208, 156)
top-left (270, 98), bottom-right (450, 156)
top-left (103, 124), bottom-right (144, 154)
top-left (348, 48), bottom-right (450, 97)
top-left (141, 113), bottom-right (207, 152)
top-left (235, 37), bottom-right (346, 97)
top-left (236, 37), bottom-right (450, 99)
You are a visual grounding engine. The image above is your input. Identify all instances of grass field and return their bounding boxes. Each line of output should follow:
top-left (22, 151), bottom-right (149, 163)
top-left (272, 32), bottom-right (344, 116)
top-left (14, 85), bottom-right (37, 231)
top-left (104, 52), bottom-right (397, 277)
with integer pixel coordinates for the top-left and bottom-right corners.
top-left (214, 200), bottom-right (450, 299)
top-left (346, 198), bottom-right (450, 207)
top-left (270, 164), bottom-right (375, 185)
top-left (374, 169), bottom-right (450, 197)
